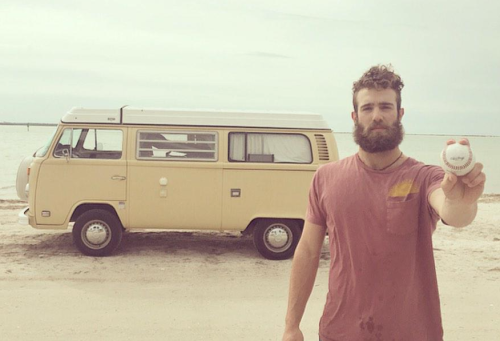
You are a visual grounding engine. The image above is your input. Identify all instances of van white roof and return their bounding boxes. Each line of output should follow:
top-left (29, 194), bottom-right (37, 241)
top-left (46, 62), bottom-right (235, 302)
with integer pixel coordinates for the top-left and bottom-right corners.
top-left (61, 107), bottom-right (331, 130)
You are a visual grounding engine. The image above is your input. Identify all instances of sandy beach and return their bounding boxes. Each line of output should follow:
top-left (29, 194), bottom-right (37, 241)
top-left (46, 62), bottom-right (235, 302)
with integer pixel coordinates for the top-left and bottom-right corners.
top-left (0, 196), bottom-right (499, 341)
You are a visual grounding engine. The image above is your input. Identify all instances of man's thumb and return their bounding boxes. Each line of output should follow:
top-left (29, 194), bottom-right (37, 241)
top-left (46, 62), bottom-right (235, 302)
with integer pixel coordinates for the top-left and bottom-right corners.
top-left (441, 173), bottom-right (457, 193)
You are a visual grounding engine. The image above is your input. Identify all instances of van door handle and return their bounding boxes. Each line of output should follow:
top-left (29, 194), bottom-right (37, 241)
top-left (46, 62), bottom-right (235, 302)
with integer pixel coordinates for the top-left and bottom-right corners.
top-left (111, 175), bottom-right (127, 181)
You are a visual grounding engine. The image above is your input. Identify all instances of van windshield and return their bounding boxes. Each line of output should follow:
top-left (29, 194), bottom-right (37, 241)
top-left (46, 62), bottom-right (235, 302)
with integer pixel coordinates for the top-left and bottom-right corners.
top-left (35, 128), bottom-right (58, 158)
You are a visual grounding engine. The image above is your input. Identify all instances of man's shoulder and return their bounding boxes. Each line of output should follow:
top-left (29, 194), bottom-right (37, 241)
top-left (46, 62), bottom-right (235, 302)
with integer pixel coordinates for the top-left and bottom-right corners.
top-left (314, 155), bottom-right (357, 184)
top-left (318, 155), bottom-right (357, 173)
top-left (400, 157), bottom-right (445, 190)
top-left (403, 157), bottom-right (443, 174)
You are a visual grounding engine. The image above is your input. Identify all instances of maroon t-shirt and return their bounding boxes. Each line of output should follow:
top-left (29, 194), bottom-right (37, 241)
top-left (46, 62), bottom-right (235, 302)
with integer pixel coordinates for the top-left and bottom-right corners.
top-left (307, 155), bottom-right (445, 341)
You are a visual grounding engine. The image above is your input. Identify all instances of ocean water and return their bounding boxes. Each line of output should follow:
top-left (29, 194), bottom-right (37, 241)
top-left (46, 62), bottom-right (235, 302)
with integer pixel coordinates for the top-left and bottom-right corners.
top-left (0, 126), bottom-right (498, 200)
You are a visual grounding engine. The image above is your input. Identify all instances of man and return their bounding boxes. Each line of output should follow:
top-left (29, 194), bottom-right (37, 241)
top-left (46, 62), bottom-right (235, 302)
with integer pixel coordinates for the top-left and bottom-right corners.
top-left (282, 65), bottom-right (486, 341)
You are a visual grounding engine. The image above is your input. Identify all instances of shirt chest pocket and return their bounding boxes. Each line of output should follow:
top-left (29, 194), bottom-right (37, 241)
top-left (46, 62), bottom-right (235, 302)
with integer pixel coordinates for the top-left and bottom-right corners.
top-left (386, 197), bottom-right (420, 236)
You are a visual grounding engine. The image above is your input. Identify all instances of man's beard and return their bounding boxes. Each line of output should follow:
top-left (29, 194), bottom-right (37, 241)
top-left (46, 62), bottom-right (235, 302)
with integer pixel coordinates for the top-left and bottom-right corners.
top-left (353, 118), bottom-right (404, 153)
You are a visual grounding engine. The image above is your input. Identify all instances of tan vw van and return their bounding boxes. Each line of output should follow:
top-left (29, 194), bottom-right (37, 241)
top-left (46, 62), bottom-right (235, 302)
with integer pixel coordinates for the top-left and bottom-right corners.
top-left (18, 107), bottom-right (338, 259)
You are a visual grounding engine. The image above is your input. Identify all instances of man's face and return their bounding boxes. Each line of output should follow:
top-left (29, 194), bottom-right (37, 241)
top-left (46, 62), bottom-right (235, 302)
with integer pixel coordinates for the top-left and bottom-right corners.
top-left (352, 88), bottom-right (404, 153)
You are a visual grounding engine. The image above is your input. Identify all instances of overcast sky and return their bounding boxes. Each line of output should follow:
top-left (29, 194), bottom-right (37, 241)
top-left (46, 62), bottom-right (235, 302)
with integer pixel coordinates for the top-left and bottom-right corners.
top-left (1, 0), bottom-right (499, 135)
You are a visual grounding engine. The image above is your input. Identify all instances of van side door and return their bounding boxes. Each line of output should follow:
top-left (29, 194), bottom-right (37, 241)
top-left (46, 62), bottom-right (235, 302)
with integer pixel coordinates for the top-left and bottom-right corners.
top-left (35, 127), bottom-right (127, 226)
top-left (127, 128), bottom-right (223, 230)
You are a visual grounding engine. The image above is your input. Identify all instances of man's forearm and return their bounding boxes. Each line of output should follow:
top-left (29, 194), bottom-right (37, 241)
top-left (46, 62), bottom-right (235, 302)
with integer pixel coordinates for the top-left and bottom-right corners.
top-left (440, 199), bottom-right (478, 227)
top-left (284, 245), bottom-right (321, 328)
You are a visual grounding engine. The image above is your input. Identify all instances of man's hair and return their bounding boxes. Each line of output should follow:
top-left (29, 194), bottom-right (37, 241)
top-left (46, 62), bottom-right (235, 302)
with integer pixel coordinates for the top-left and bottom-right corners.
top-left (352, 64), bottom-right (405, 113)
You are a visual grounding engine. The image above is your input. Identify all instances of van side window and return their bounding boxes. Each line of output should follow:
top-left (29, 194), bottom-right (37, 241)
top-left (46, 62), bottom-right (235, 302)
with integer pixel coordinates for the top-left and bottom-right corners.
top-left (53, 128), bottom-right (123, 159)
top-left (137, 131), bottom-right (217, 161)
top-left (229, 133), bottom-right (312, 164)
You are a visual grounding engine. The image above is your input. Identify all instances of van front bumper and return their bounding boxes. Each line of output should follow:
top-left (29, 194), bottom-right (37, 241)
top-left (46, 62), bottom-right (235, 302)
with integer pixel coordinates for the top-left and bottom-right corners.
top-left (18, 207), bottom-right (29, 225)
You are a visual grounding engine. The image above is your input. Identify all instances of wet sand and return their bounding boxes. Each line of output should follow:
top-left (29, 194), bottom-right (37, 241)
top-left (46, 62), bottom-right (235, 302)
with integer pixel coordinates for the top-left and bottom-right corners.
top-left (0, 196), bottom-right (499, 340)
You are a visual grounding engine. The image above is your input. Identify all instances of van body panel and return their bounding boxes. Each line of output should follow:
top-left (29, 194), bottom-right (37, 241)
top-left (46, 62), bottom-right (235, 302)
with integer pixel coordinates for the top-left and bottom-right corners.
top-left (35, 159), bottom-right (127, 225)
top-left (16, 155), bottom-right (34, 201)
top-left (127, 161), bottom-right (223, 229)
top-left (28, 158), bottom-right (42, 221)
top-left (69, 201), bottom-right (128, 227)
top-left (27, 200), bottom-right (127, 230)
top-left (29, 222), bottom-right (68, 230)
top-left (221, 167), bottom-right (314, 230)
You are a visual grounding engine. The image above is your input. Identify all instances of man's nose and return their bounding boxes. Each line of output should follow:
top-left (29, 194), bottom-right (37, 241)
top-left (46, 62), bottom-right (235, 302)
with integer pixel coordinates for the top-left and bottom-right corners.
top-left (372, 107), bottom-right (384, 122)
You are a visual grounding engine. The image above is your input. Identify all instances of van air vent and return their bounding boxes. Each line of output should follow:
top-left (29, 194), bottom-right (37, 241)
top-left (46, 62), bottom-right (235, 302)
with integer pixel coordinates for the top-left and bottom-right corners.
top-left (315, 134), bottom-right (329, 161)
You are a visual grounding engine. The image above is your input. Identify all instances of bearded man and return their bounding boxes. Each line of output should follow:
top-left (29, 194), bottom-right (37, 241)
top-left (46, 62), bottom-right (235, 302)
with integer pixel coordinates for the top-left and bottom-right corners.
top-left (282, 65), bottom-right (487, 341)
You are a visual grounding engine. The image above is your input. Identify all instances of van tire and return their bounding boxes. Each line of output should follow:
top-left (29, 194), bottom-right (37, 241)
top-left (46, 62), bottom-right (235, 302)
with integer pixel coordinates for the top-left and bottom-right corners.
top-left (253, 219), bottom-right (301, 260)
top-left (72, 209), bottom-right (123, 257)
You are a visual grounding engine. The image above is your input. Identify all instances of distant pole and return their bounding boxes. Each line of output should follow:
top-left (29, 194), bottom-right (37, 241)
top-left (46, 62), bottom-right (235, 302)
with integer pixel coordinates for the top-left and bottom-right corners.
top-left (27, 123), bottom-right (30, 131)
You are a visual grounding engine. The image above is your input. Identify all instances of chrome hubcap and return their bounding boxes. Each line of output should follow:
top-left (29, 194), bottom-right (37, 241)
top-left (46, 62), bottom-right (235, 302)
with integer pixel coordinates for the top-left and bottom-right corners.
top-left (82, 221), bottom-right (111, 250)
top-left (264, 224), bottom-right (292, 252)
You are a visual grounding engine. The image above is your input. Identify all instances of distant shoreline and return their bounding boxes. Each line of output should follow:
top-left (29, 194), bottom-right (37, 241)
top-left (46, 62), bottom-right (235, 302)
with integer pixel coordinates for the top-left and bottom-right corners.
top-left (1, 123), bottom-right (498, 137)
top-left (0, 122), bottom-right (57, 127)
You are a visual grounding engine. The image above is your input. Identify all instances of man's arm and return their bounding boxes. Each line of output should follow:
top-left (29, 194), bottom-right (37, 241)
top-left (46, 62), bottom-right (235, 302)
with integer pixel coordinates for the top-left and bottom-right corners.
top-left (429, 140), bottom-right (486, 227)
top-left (429, 186), bottom-right (478, 227)
top-left (282, 221), bottom-right (327, 341)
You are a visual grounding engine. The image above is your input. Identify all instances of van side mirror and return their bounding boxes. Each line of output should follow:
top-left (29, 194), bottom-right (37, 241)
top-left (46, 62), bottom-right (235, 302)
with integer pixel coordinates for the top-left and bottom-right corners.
top-left (62, 149), bottom-right (70, 162)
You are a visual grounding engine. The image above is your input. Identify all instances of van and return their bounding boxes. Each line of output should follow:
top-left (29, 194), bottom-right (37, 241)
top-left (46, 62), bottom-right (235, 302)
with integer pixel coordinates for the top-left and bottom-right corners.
top-left (17, 107), bottom-right (338, 259)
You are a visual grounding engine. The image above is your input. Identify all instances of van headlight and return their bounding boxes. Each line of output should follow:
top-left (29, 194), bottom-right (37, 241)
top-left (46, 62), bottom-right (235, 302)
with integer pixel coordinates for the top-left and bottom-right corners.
top-left (25, 183), bottom-right (29, 197)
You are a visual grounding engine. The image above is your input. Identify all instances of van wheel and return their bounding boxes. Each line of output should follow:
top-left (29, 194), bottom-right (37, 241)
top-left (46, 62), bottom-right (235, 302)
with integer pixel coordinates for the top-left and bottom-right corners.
top-left (72, 209), bottom-right (123, 256)
top-left (253, 220), bottom-right (301, 260)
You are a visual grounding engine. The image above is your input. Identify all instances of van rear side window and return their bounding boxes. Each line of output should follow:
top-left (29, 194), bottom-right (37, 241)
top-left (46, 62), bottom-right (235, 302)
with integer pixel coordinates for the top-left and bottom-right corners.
top-left (53, 128), bottom-right (123, 159)
top-left (229, 133), bottom-right (312, 164)
top-left (137, 131), bottom-right (218, 161)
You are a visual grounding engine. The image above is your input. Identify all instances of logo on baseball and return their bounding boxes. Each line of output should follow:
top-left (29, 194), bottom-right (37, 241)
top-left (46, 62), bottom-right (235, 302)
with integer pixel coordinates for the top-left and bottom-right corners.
top-left (440, 143), bottom-right (475, 176)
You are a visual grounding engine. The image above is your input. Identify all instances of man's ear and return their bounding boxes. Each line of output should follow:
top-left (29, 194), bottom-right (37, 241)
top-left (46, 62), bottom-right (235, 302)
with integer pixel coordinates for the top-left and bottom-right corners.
top-left (351, 111), bottom-right (357, 123)
top-left (398, 108), bottom-right (405, 120)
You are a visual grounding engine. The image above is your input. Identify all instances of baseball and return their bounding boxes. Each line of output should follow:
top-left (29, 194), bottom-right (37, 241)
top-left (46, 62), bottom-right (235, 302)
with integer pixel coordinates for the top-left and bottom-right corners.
top-left (440, 143), bottom-right (476, 176)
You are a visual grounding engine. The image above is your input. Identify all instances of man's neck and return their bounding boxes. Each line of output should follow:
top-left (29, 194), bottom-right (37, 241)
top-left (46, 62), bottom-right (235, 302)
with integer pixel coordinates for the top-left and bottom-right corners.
top-left (358, 148), bottom-right (404, 170)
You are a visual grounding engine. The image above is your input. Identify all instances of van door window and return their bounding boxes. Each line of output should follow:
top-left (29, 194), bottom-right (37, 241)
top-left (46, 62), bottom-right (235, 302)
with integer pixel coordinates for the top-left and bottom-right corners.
top-left (54, 128), bottom-right (122, 159)
top-left (229, 133), bottom-right (312, 164)
top-left (53, 128), bottom-right (83, 158)
top-left (137, 131), bottom-right (217, 161)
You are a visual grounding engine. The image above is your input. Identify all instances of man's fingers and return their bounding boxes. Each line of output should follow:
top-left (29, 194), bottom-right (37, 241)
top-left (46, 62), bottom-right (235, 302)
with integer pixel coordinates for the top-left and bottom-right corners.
top-left (458, 138), bottom-right (470, 145)
top-left (464, 172), bottom-right (486, 188)
top-left (445, 138), bottom-right (469, 146)
top-left (461, 163), bottom-right (483, 185)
